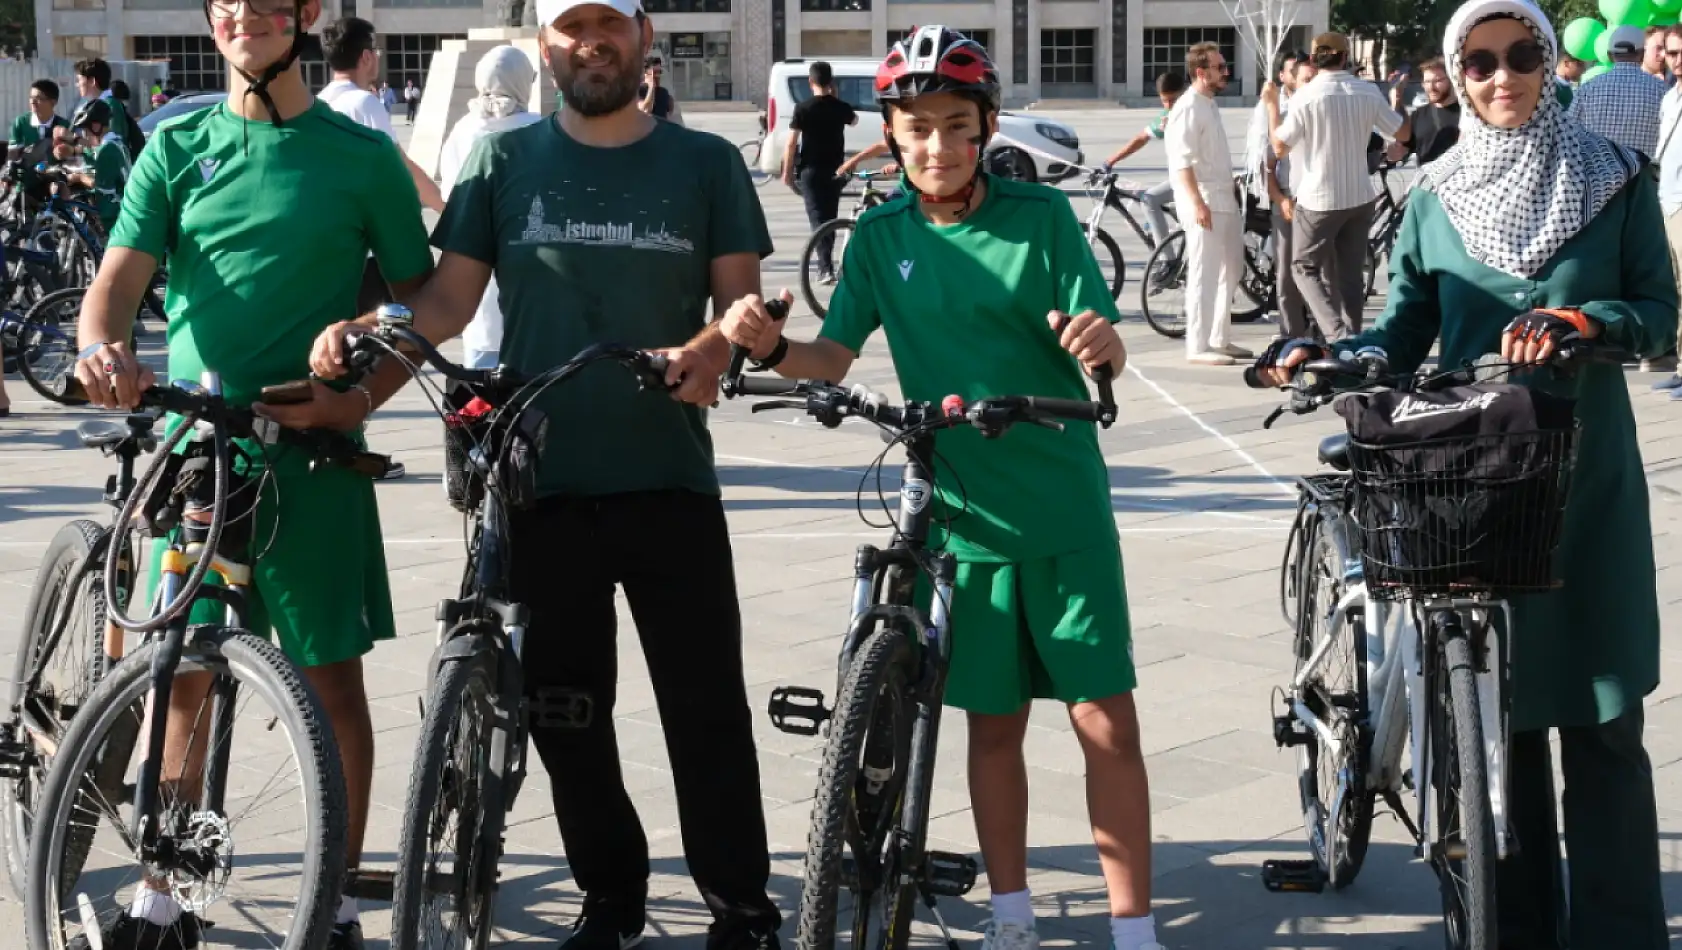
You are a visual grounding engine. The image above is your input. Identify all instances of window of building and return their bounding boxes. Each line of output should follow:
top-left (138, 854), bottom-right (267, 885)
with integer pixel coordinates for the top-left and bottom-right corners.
top-left (801, 0), bottom-right (868, 10)
top-left (54, 35), bottom-right (107, 58)
top-left (799, 29), bottom-right (871, 56)
top-left (645, 0), bottom-right (730, 10)
top-left (382, 33), bottom-right (467, 93)
top-left (372, 0), bottom-right (478, 6)
top-left (1142, 27), bottom-right (1239, 97)
top-left (884, 29), bottom-right (992, 55)
top-left (132, 35), bottom-right (222, 92)
top-left (52, 0), bottom-right (103, 9)
top-left (651, 32), bottom-right (733, 102)
top-left (1039, 29), bottom-right (1095, 90)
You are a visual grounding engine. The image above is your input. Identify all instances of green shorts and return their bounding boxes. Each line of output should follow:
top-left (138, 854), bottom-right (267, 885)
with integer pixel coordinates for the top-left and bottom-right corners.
top-left (930, 545), bottom-right (1137, 715)
top-left (146, 439), bottom-right (395, 668)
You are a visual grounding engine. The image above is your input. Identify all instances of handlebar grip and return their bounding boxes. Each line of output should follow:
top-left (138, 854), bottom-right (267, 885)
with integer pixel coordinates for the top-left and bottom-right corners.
top-left (1242, 363), bottom-right (1268, 389)
top-left (733, 375), bottom-right (799, 396)
top-left (1022, 396), bottom-right (1105, 423)
top-left (724, 297), bottom-right (791, 390)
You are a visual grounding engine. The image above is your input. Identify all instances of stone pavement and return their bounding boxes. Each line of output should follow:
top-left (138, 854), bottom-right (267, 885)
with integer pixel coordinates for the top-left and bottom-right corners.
top-left (1, 108), bottom-right (1681, 948)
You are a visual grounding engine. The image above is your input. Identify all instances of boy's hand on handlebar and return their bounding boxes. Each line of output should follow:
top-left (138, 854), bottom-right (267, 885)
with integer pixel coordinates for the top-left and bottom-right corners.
top-left (721, 289), bottom-right (793, 360)
top-left (308, 320), bottom-right (365, 379)
top-left (73, 341), bottom-right (154, 410)
top-left (652, 344), bottom-right (722, 406)
top-left (252, 380), bottom-right (368, 432)
top-left (1049, 310), bottom-right (1125, 376)
top-left (1501, 308), bottom-right (1598, 366)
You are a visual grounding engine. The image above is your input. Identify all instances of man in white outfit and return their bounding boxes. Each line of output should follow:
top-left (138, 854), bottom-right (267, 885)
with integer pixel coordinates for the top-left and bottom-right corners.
top-left (1165, 40), bottom-right (1250, 366)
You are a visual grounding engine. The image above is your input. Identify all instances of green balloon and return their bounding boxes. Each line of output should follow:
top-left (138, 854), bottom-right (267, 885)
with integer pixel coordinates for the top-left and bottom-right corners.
top-left (1656, 9), bottom-right (1681, 24)
top-left (1563, 17), bottom-right (1606, 60)
top-left (1601, 0), bottom-right (1652, 25)
top-left (1582, 62), bottom-right (1611, 81)
top-left (1653, 0), bottom-right (1680, 12)
top-left (1595, 29), bottom-right (1612, 62)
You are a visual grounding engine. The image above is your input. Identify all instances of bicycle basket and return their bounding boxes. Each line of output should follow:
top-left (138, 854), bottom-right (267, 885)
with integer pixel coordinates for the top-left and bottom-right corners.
top-left (1335, 383), bottom-right (1579, 598)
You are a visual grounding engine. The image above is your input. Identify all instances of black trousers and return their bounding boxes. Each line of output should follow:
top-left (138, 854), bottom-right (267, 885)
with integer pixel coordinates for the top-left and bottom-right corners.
top-left (798, 164), bottom-right (845, 276)
top-left (1496, 708), bottom-right (1667, 948)
top-left (510, 489), bottom-right (780, 930)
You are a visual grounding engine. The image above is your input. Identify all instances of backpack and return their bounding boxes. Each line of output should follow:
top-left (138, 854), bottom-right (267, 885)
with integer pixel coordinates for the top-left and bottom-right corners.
top-left (112, 98), bottom-right (145, 161)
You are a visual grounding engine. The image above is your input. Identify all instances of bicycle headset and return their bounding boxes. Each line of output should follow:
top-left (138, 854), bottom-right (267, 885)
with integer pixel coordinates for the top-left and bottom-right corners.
top-left (874, 25), bottom-right (1000, 219)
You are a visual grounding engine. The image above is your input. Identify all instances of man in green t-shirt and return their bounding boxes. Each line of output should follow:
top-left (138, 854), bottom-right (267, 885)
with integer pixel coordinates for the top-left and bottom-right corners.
top-left (9, 78), bottom-right (67, 153)
top-left (721, 27), bottom-right (1162, 950)
top-left (62, 98), bottom-right (129, 229)
top-left (70, 0), bottom-right (432, 947)
top-left (73, 57), bottom-right (141, 161)
top-left (306, 0), bottom-right (784, 947)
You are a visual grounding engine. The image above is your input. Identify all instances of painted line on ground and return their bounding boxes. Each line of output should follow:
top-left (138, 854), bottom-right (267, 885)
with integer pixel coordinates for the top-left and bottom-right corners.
top-left (1124, 362), bottom-right (1294, 498)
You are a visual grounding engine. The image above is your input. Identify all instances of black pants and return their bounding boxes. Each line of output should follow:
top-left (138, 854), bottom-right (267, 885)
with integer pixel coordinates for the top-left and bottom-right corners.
top-left (798, 164), bottom-right (845, 276)
top-left (510, 490), bottom-right (780, 931)
top-left (1496, 708), bottom-right (1667, 948)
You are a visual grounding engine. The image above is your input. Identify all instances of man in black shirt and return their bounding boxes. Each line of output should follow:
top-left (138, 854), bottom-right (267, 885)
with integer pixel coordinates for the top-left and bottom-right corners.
top-left (783, 60), bottom-right (857, 282)
top-left (637, 54), bottom-right (684, 125)
top-left (1388, 56), bottom-right (1460, 165)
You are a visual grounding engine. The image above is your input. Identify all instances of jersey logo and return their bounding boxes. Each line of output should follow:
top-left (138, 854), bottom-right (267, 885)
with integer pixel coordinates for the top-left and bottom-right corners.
top-left (197, 159), bottom-right (220, 183)
top-left (897, 259), bottom-right (914, 281)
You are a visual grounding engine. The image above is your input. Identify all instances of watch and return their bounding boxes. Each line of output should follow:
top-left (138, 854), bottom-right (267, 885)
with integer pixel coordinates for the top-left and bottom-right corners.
top-left (749, 336), bottom-right (790, 372)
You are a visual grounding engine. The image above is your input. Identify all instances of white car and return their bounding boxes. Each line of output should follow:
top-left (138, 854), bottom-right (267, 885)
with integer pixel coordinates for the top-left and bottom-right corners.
top-left (759, 57), bottom-right (1082, 183)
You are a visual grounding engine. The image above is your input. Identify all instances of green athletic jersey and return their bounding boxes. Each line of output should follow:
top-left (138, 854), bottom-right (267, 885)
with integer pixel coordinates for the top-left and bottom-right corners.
top-left (88, 135), bottom-right (128, 228)
top-left (820, 175), bottom-right (1121, 563)
top-left (433, 116), bottom-right (771, 499)
top-left (10, 113), bottom-right (54, 147)
top-left (1146, 107), bottom-right (1170, 140)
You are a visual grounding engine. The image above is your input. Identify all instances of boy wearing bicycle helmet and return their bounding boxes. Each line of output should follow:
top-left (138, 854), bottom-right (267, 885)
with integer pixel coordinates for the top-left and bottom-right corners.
top-left (67, 0), bottom-right (432, 948)
top-left (721, 25), bottom-right (1160, 950)
top-left (64, 98), bottom-right (129, 229)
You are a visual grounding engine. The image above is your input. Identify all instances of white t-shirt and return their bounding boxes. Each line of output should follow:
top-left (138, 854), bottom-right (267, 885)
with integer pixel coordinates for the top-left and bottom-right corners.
top-left (439, 110), bottom-right (544, 357)
top-left (319, 79), bottom-right (397, 141)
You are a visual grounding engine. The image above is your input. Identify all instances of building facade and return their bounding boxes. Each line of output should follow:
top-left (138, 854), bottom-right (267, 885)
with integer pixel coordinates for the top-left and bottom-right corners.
top-left (36, 0), bottom-right (1327, 105)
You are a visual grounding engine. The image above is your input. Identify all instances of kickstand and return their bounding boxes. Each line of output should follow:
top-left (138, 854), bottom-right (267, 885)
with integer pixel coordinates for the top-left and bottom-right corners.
top-left (1381, 789), bottom-right (1423, 844)
top-left (922, 887), bottom-right (960, 950)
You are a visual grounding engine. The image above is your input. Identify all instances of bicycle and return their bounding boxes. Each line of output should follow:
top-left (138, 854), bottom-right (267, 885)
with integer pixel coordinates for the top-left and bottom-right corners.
top-left (799, 168), bottom-right (897, 319)
top-left (331, 306), bottom-right (678, 948)
top-left (742, 113), bottom-right (768, 186)
top-left (1074, 167), bottom-right (1172, 302)
top-left (723, 355), bottom-right (1116, 950)
top-left (1138, 188), bottom-right (1276, 340)
top-left (1363, 163), bottom-right (1410, 301)
top-left (25, 373), bottom-right (389, 950)
top-left (1251, 344), bottom-right (1607, 950)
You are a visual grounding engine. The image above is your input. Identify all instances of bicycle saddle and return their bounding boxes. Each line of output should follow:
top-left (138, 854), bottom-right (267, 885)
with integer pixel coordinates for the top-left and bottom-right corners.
top-left (77, 415), bottom-right (155, 453)
top-left (1317, 434), bottom-right (1351, 472)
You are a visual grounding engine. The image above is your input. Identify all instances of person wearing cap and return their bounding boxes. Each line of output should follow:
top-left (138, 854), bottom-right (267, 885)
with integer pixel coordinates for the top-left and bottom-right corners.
top-left (1568, 23), bottom-right (1666, 155)
top-left (304, 0), bottom-right (784, 947)
top-left (1255, 2), bottom-right (1671, 943)
top-left (63, 97), bottom-right (130, 229)
top-left (1266, 31), bottom-right (1402, 341)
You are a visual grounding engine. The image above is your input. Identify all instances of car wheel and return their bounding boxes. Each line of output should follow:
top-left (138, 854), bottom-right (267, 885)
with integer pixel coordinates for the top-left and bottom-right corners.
top-left (987, 147), bottom-right (1036, 183)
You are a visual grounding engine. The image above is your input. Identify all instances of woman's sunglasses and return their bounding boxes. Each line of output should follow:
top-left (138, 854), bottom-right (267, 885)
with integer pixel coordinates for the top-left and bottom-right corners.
top-left (1461, 41), bottom-right (1545, 81)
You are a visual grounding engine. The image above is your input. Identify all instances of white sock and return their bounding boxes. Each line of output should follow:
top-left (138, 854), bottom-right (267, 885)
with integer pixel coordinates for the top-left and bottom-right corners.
top-left (1109, 913), bottom-right (1157, 950)
top-left (336, 895), bottom-right (360, 926)
top-left (128, 883), bottom-right (181, 926)
top-left (989, 889), bottom-right (1033, 926)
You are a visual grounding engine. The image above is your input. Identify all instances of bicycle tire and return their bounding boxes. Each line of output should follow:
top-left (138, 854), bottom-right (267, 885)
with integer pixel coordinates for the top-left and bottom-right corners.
top-left (1278, 494), bottom-right (1312, 631)
top-left (390, 646), bottom-right (501, 950)
top-left (1140, 231), bottom-right (1188, 340)
top-left (1364, 245), bottom-right (1383, 300)
top-left (796, 628), bottom-right (915, 950)
top-left (800, 218), bottom-right (855, 320)
top-left (1079, 224), bottom-right (1126, 301)
top-left (0, 520), bottom-right (108, 900)
top-left (1234, 229), bottom-right (1274, 323)
top-left (25, 630), bottom-right (348, 950)
top-left (1433, 630), bottom-right (1497, 950)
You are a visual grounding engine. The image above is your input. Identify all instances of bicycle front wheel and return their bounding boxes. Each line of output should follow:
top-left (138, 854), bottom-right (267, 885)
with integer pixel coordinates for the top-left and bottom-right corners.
top-left (25, 630), bottom-right (348, 950)
top-left (800, 218), bottom-right (854, 320)
top-left (1079, 224), bottom-right (1126, 301)
top-left (1431, 629), bottom-right (1497, 950)
top-left (16, 288), bottom-right (89, 404)
top-left (797, 628), bottom-right (916, 950)
top-left (1139, 231), bottom-right (1188, 339)
top-left (390, 645), bottom-right (503, 950)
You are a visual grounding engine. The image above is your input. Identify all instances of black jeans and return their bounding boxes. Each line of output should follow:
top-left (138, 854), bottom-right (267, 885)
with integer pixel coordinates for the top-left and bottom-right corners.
top-left (798, 164), bottom-right (845, 276)
top-left (510, 489), bottom-right (780, 932)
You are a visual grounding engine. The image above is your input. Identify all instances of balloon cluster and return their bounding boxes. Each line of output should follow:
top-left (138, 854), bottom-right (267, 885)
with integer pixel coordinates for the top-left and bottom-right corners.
top-left (1564, 0), bottom-right (1680, 82)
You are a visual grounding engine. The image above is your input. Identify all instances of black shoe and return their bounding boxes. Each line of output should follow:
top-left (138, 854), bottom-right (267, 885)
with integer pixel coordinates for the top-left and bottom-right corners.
top-left (328, 920), bottom-right (365, 950)
top-left (560, 900), bottom-right (646, 950)
top-left (68, 912), bottom-right (202, 950)
top-left (376, 459), bottom-right (406, 481)
top-left (706, 917), bottom-right (781, 950)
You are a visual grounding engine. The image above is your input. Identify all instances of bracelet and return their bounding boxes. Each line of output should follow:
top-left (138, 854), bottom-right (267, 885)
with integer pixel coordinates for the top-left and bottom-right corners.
top-left (750, 336), bottom-right (790, 372)
top-left (350, 383), bottom-right (374, 423)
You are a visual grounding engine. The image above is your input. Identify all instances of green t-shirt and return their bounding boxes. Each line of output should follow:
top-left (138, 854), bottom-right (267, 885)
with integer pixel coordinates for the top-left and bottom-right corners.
top-left (819, 175), bottom-right (1120, 563)
top-left (1146, 107), bottom-right (1169, 140)
top-left (432, 116), bottom-right (772, 499)
top-left (110, 101), bottom-right (433, 403)
top-left (88, 135), bottom-right (129, 228)
top-left (10, 112), bottom-right (58, 148)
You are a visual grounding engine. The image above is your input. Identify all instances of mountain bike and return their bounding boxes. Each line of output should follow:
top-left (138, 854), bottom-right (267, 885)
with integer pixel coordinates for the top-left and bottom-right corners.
top-left (724, 358), bottom-right (1115, 950)
top-left (1251, 344), bottom-right (1610, 950)
top-left (800, 169), bottom-right (897, 320)
top-left (25, 373), bottom-right (388, 950)
top-left (1364, 163), bottom-right (1410, 301)
top-left (742, 114), bottom-right (768, 186)
top-left (334, 306), bottom-right (678, 948)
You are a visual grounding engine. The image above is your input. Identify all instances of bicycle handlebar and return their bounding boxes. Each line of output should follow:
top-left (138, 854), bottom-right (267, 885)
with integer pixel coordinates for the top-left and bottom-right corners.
top-left (721, 297), bottom-right (790, 397)
top-left (744, 379), bottom-right (1111, 438)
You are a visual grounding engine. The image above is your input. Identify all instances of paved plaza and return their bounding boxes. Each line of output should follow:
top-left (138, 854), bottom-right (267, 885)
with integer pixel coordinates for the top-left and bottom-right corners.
top-left (2, 108), bottom-right (1682, 947)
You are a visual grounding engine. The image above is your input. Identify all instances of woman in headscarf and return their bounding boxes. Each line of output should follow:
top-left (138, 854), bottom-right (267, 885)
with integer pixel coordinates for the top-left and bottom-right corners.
top-left (439, 44), bottom-right (542, 369)
top-left (1254, 0), bottom-right (1672, 944)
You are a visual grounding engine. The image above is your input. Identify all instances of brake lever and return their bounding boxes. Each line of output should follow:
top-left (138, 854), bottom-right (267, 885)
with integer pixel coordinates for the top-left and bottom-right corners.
top-left (1028, 414), bottom-right (1065, 433)
top-left (1262, 405), bottom-right (1286, 429)
top-left (750, 400), bottom-right (805, 414)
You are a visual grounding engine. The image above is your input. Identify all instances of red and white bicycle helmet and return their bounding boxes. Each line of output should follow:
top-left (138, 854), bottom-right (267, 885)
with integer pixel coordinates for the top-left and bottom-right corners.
top-left (875, 25), bottom-right (1001, 111)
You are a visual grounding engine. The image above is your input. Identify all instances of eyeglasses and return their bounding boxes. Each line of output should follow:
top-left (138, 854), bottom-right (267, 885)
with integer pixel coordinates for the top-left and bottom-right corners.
top-left (1461, 41), bottom-right (1545, 81)
top-left (1665, 47), bottom-right (1682, 58)
top-left (207, 0), bottom-right (296, 17)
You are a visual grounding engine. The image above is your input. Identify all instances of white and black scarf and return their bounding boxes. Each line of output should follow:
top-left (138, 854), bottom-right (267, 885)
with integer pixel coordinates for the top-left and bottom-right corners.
top-left (1421, 0), bottom-right (1639, 279)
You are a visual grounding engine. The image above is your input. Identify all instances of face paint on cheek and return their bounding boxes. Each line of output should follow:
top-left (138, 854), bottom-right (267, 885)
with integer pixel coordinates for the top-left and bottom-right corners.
top-left (272, 14), bottom-right (294, 36)
top-left (213, 17), bottom-right (235, 40)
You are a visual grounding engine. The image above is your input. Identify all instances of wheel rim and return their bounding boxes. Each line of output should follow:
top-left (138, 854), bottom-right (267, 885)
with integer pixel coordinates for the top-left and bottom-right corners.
top-left (414, 673), bottom-right (496, 949)
top-left (1294, 528), bottom-right (1362, 879)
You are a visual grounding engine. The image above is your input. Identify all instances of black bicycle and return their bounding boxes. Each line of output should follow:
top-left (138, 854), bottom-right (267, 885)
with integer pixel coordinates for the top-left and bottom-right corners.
top-left (724, 354), bottom-right (1115, 950)
top-left (26, 374), bottom-right (385, 950)
top-left (1364, 163), bottom-right (1409, 301)
top-left (331, 306), bottom-right (678, 949)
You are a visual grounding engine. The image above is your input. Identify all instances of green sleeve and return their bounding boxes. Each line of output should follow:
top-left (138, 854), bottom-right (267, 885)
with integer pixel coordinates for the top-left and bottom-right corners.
top-left (107, 134), bottom-right (171, 260)
top-left (362, 137), bottom-right (432, 284)
top-left (818, 224), bottom-right (881, 353)
top-left (1578, 173), bottom-right (1679, 358)
top-left (1046, 188), bottom-right (1121, 323)
top-left (1555, 81), bottom-right (1574, 110)
top-left (1341, 191), bottom-right (1441, 373)
top-left (91, 142), bottom-right (126, 224)
top-left (708, 136), bottom-right (772, 259)
top-left (431, 136), bottom-right (498, 267)
top-left (10, 114), bottom-right (32, 147)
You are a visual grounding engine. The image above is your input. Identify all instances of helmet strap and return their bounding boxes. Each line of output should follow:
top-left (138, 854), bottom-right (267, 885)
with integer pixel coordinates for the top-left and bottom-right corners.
top-left (211, 1), bottom-right (307, 126)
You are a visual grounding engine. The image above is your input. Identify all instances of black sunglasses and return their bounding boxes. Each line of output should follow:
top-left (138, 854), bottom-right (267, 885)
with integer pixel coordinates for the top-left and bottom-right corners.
top-left (1462, 41), bottom-right (1545, 81)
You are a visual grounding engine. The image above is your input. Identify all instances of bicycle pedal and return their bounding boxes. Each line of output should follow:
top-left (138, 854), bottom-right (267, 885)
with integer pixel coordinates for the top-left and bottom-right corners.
top-left (1260, 859), bottom-right (1325, 893)
top-left (530, 688), bottom-right (594, 730)
top-left (920, 851), bottom-right (977, 897)
top-left (767, 686), bottom-right (829, 736)
top-left (343, 868), bottom-right (395, 903)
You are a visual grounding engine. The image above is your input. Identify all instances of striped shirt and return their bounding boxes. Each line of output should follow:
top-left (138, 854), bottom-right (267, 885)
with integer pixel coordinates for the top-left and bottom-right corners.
top-left (1569, 62), bottom-right (1666, 157)
top-left (1275, 70), bottom-right (1403, 212)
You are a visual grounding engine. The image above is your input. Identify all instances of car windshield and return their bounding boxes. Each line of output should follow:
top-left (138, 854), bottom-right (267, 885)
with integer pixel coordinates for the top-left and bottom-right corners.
top-left (787, 75), bottom-right (880, 113)
top-left (139, 94), bottom-right (225, 133)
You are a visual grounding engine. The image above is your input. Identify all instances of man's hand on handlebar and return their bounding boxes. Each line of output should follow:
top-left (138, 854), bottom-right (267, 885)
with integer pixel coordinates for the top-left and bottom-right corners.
top-left (308, 320), bottom-right (367, 380)
top-left (721, 289), bottom-right (794, 361)
top-left (651, 343), bottom-right (722, 406)
top-left (252, 379), bottom-right (369, 432)
top-left (1501, 308), bottom-right (1599, 366)
top-left (1049, 310), bottom-right (1125, 376)
top-left (73, 340), bottom-right (155, 411)
top-left (1247, 338), bottom-right (1328, 389)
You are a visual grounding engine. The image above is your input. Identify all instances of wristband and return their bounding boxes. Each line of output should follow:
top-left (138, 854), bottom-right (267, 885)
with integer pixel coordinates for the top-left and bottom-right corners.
top-left (350, 383), bottom-right (374, 424)
top-left (750, 337), bottom-right (790, 372)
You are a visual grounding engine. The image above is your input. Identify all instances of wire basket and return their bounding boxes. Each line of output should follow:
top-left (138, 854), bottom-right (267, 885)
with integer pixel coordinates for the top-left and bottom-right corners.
top-left (1345, 428), bottom-right (1579, 599)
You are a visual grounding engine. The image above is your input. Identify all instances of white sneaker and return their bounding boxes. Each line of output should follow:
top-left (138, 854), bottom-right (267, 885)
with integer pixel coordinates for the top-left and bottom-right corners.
top-left (979, 919), bottom-right (1039, 950)
top-left (1187, 351), bottom-right (1235, 366)
top-left (1219, 343), bottom-right (1254, 359)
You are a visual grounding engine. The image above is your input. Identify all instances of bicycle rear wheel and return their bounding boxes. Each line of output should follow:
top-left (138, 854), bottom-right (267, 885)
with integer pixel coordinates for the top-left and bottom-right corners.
top-left (1431, 628), bottom-right (1497, 950)
top-left (1080, 224), bottom-right (1126, 301)
top-left (390, 644), bottom-right (502, 950)
top-left (1139, 231), bottom-right (1187, 339)
top-left (1234, 228), bottom-right (1274, 323)
top-left (796, 628), bottom-right (916, 950)
top-left (800, 218), bottom-right (854, 320)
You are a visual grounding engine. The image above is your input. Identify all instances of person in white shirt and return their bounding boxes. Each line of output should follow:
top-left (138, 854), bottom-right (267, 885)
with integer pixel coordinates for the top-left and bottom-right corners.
top-left (1166, 41), bottom-right (1251, 366)
top-left (1270, 31), bottom-right (1402, 340)
top-left (438, 45), bottom-right (544, 370)
top-left (1256, 50), bottom-right (1316, 339)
